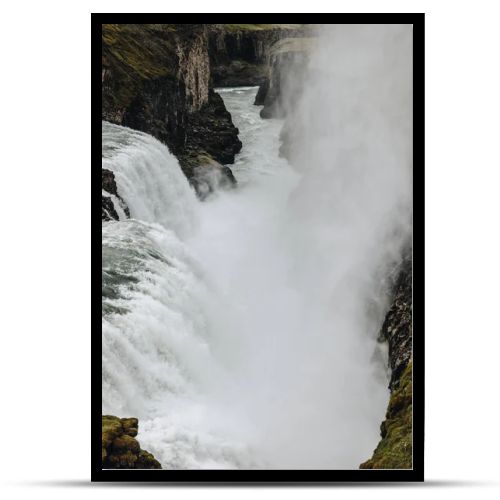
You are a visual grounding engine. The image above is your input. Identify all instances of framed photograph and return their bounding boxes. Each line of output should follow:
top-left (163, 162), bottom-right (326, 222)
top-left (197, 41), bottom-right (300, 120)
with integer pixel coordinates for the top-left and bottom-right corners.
top-left (94, 13), bottom-right (424, 482)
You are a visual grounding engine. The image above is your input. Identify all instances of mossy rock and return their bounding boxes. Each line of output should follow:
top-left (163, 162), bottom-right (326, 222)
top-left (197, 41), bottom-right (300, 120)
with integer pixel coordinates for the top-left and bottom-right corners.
top-left (137, 450), bottom-right (162, 469)
top-left (101, 24), bottom-right (206, 115)
top-left (101, 415), bottom-right (161, 469)
top-left (101, 415), bottom-right (124, 448)
top-left (102, 24), bottom-right (177, 80)
top-left (360, 362), bottom-right (413, 469)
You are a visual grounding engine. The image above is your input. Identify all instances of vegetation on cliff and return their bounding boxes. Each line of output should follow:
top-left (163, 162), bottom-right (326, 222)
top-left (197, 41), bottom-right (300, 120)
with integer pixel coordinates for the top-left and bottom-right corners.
top-left (360, 361), bottom-right (412, 469)
top-left (360, 256), bottom-right (413, 469)
top-left (102, 24), bottom-right (179, 118)
top-left (102, 415), bottom-right (161, 469)
top-left (222, 24), bottom-right (303, 32)
top-left (102, 23), bottom-right (241, 198)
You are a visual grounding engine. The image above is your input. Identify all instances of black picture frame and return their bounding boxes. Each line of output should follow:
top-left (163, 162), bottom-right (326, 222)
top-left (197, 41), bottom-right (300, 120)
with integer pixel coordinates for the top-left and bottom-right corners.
top-left (93, 13), bottom-right (425, 483)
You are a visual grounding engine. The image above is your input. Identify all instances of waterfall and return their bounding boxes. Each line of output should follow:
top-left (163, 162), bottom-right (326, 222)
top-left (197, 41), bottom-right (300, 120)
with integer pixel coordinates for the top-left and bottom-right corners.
top-left (102, 121), bottom-right (253, 468)
top-left (102, 54), bottom-right (409, 467)
top-left (102, 121), bottom-right (199, 238)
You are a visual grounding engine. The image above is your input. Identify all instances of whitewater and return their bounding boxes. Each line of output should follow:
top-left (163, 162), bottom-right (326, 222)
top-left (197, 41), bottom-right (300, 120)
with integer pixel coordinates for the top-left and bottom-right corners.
top-left (102, 85), bottom-right (396, 469)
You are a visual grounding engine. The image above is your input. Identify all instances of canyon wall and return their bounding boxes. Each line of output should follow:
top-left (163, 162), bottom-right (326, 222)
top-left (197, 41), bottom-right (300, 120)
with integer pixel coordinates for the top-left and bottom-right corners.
top-left (208, 24), bottom-right (306, 87)
top-left (101, 24), bottom-right (242, 207)
top-left (101, 24), bottom-right (310, 217)
top-left (361, 254), bottom-right (413, 469)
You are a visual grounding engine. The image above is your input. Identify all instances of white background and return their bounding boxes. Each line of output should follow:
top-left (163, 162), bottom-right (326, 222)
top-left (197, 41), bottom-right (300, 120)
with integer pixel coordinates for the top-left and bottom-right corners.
top-left (1, 0), bottom-right (499, 498)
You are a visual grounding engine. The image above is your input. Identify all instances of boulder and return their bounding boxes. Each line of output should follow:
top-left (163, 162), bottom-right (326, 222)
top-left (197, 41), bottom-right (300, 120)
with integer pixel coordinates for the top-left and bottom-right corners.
top-left (101, 415), bottom-right (161, 469)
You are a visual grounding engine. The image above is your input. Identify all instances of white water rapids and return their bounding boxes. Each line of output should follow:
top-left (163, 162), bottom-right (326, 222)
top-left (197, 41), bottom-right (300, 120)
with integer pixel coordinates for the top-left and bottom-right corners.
top-left (102, 82), bottom-right (401, 469)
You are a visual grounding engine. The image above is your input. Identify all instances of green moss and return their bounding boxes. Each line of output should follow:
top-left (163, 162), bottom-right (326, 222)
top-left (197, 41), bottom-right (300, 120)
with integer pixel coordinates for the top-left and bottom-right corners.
top-left (360, 361), bottom-right (413, 469)
top-left (102, 24), bottom-right (183, 113)
top-left (102, 24), bottom-right (177, 80)
top-left (102, 415), bottom-right (161, 469)
top-left (101, 415), bottom-right (122, 449)
top-left (223, 24), bottom-right (302, 33)
top-left (137, 450), bottom-right (162, 468)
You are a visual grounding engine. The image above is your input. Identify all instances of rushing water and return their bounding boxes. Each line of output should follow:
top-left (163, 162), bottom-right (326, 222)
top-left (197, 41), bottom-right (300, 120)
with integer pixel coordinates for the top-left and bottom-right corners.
top-left (102, 87), bottom-right (390, 469)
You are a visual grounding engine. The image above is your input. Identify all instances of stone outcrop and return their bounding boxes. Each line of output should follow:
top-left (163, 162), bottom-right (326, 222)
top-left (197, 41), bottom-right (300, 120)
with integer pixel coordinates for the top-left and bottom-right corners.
top-left (102, 415), bottom-right (161, 469)
top-left (178, 89), bottom-right (242, 171)
top-left (102, 169), bottom-right (130, 221)
top-left (360, 253), bottom-right (413, 469)
top-left (181, 153), bottom-right (237, 200)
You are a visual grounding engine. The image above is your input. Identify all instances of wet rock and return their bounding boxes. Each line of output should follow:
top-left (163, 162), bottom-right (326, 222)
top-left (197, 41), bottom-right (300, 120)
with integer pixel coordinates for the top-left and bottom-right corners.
top-left (183, 89), bottom-right (242, 166)
top-left (258, 37), bottom-right (313, 119)
top-left (102, 415), bottom-right (161, 469)
top-left (180, 153), bottom-right (237, 199)
top-left (101, 169), bottom-right (130, 221)
top-left (380, 255), bottom-right (413, 390)
top-left (360, 251), bottom-right (413, 469)
top-left (254, 79), bottom-right (269, 105)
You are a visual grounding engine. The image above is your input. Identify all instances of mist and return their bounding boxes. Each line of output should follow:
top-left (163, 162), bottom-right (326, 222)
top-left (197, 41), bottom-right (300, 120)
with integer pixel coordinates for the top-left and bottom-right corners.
top-left (102, 24), bottom-right (413, 469)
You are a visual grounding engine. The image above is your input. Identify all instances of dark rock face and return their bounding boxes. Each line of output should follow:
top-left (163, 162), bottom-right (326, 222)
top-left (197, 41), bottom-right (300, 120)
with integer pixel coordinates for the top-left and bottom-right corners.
top-left (101, 24), bottom-right (241, 201)
top-left (182, 153), bottom-right (237, 200)
top-left (101, 169), bottom-right (130, 221)
top-left (209, 25), bottom-right (306, 87)
top-left (212, 59), bottom-right (268, 88)
top-left (254, 79), bottom-right (269, 105)
top-left (102, 415), bottom-right (161, 469)
top-left (380, 255), bottom-right (413, 390)
top-left (258, 38), bottom-right (313, 119)
top-left (360, 252), bottom-right (413, 469)
top-left (180, 90), bottom-right (242, 169)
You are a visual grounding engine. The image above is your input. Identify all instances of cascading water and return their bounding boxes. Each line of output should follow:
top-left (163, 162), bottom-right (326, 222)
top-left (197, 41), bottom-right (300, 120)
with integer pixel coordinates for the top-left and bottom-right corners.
top-left (102, 67), bottom-right (406, 467)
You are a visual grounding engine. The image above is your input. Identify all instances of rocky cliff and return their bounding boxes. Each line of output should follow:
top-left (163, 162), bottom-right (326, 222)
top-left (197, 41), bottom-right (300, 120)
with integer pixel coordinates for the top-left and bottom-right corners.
top-left (360, 254), bottom-right (413, 469)
top-left (101, 24), bottom-right (314, 220)
top-left (102, 415), bottom-right (161, 469)
top-left (208, 24), bottom-right (306, 87)
top-left (101, 23), bottom-right (242, 212)
top-left (257, 37), bottom-right (314, 118)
